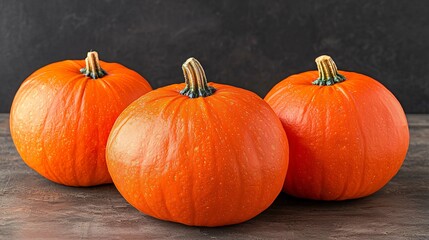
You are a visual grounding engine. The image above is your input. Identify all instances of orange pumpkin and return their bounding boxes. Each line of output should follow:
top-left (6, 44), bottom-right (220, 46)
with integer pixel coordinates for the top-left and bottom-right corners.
top-left (106, 58), bottom-right (289, 226)
top-left (265, 55), bottom-right (409, 200)
top-left (10, 51), bottom-right (152, 186)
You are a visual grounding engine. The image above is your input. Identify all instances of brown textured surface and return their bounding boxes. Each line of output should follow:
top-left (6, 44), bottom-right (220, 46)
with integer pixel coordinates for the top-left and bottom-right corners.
top-left (0, 113), bottom-right (428, 239)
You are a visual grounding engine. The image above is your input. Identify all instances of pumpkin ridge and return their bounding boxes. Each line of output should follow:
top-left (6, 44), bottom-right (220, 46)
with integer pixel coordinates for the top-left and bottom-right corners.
top-left (343, 79), bottom-right (407, 198)
top-left (209, 97), bottom-right (245, 223)
top-left (167, 97), bottom-right (191, 220)
top-left (179, 99), bottom-right (197, 225)
top-left (135, 148), bottom-right (158, 219)
top-left (281, 86), bottom-right (316, 197)
top-left (135, 94), bottom-right (186, 222)
top-left (23, 71), bottom-right (56, 86)
top-left (106, 67), bottom-right (152, 91)
top-left (72, 77), bottom-right (90, 186)
top-left (334, 84), bottom-right (367, 199)
top-left (106, 108), bottom-right (134, 147)
top-left (25, 65), bottom-right (71, 81)
top-left (199, 97), bottom-right (225, 223)
top-left (318, 104), bottom-right (328, 199)
top-left (139, 108), bottom-right (168, 219)
top-left (298, 86), bottom-right (318, 129)
top-left (66, 59), bottom-right (85, 71)
top-left (358, 80), bottom-right (408, 195)
top-left (240, 100), bottom-right (267, 217)
top-left (226, 91), bottom-right (281, 217)
top-left (159, 95), bottom-right (187, 222)
top-left (203, 96), bottom-right (236, 222)
top-left (62, 77), bottom-right (92, 185)
top-left (92, 83), bottom-right (111, 184)
top-left (256, 96), bottom-right (288, 212)
top-left (330, 85), bottom-right (354, 199)
top-left (125, 114), bottom-right (158, 218)
top-left (159, 94), bottom-right (187, 121)
top-left (39, 74), bottom-right (85, 184)
top-left (97, 77), bottom-right (126, 108)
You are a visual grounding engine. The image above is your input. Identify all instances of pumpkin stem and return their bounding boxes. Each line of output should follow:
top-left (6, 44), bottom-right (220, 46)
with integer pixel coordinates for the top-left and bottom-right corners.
top-left (180, 57), bottom-right (216, 98)
top-left (312, 55), bottom-right (346, 86)
top-left (80, 51), bottom-right (107, 79)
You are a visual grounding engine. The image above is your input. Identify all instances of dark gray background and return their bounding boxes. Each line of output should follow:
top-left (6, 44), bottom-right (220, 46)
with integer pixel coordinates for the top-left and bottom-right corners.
top-left (1, 0), bottom-right (428, 113)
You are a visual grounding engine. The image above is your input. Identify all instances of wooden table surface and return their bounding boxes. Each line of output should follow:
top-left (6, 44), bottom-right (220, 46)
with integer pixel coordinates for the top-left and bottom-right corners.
top-left (0, 113), bottom-right (428, 239)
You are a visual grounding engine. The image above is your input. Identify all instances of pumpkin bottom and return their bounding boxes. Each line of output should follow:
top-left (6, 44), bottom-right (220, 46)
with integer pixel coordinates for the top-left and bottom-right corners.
top-left (282, 154), bottom-right (406, 201)
top-left (136, 205), bottom-right (272, 227)
top-left (108, 155), bottom-right (286, 227)
top-left (23, 157), bottom-right (113, 187)
top-left (114, 179), bottom-right (280, 227)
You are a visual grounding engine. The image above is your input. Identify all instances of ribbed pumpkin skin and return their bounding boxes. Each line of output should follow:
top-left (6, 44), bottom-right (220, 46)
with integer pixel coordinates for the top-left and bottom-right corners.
top-left (10, 60), bottom-right (152, 186)
top-left (106, 83), bottom-right (289, 226)
top-left (265, 71), bottom-right (409, 200)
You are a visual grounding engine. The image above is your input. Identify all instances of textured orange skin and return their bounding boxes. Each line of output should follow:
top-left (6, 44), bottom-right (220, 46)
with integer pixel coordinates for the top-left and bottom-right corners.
top-left (10, 60), bottom-right (152, 186)
top-left (106, 83), bottom-right (289, 226)
top-left (265, 71), bottom-right (409, 200)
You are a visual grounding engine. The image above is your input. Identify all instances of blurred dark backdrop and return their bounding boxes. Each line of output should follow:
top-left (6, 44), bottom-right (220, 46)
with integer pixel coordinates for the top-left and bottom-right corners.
top-left (1, 0), bottom-right (428, 113)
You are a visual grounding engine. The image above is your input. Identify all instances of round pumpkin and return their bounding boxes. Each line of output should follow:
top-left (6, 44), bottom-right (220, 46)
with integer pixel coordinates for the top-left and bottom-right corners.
top-left (10, 51), bottom-right (152, 186)
top-left (265, 55), bottom-right (409, 200)
top-left (106, 58), bottom-right (289, 226)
